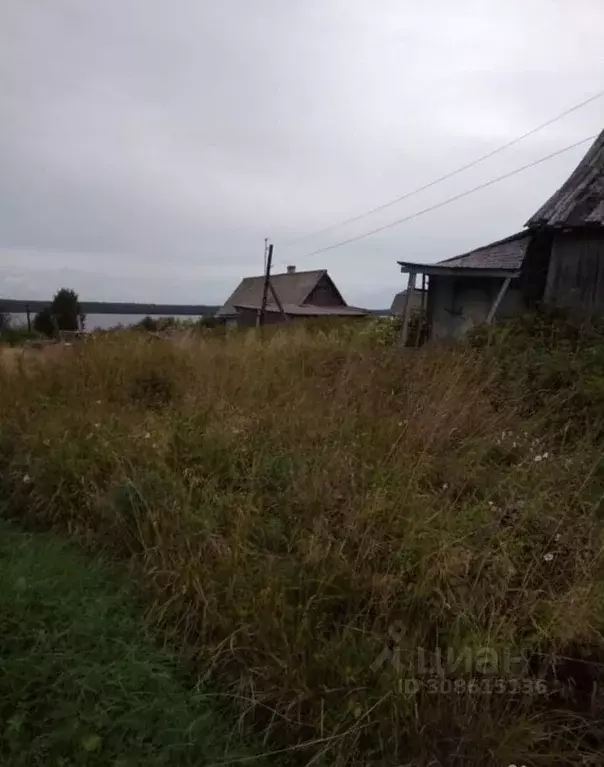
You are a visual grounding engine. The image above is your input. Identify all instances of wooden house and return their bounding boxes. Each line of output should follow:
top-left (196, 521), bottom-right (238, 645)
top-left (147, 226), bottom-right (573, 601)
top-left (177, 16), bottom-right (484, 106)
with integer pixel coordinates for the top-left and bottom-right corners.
top-left (398, 128), bottom-right (604, 341)
top-left (216, 266), bottom-right (369, 326)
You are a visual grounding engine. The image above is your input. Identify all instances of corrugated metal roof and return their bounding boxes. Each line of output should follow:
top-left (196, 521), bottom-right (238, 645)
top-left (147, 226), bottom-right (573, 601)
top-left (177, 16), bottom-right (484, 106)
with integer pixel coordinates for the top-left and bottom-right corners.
top-left (527, 128), bottom-right (604, 228)
top-left (233, 303), bottom-right (369, 317)
top-left (216, 269), bottom-right (329, 317)
top-left (437, 231), bottom-right (531, 270)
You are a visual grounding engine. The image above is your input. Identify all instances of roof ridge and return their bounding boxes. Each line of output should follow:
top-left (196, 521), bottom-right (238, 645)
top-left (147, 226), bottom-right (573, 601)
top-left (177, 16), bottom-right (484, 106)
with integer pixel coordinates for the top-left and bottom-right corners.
top-left (241, 268), bottom-right (326, 280)
top-left (526, 127), bottom-right (604, 227)
top-left (217, 268), bottom-right (334, 317)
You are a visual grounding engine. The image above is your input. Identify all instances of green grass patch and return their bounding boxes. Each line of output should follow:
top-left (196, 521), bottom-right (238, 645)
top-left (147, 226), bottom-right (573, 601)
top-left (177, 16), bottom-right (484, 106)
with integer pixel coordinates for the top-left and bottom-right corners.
top-left (0, 521), bottom-right (265, 767)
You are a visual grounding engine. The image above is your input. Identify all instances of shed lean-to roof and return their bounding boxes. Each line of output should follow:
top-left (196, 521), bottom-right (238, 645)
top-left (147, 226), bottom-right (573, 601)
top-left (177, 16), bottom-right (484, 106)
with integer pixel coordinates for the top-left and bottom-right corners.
top-left (216, 269), bottom-right (337, 317)
top-left (398, 231), bottom-right (530, 276)
top-left (527, 128), bottom-right (604, 228)
top-left (437, 231), bottom-right (531, 270)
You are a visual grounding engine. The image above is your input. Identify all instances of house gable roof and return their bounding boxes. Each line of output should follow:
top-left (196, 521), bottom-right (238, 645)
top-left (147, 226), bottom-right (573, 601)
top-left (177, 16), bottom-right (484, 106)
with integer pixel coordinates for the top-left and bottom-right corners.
top-left (527, 128), bottom-right (604, 228)
top-left (216, 269), bottom-right (342, 317)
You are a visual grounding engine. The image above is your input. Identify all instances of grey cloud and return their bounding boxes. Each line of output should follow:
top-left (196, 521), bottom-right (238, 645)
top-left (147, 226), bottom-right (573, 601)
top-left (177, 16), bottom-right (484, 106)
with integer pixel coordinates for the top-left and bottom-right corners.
top-left (1, 0), bottom-right (603, 307)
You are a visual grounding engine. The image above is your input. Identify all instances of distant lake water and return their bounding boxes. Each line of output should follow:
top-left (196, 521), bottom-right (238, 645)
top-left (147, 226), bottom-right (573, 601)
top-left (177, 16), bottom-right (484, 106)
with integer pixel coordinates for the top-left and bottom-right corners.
top-left (7, 313), bottom-right (201, 331)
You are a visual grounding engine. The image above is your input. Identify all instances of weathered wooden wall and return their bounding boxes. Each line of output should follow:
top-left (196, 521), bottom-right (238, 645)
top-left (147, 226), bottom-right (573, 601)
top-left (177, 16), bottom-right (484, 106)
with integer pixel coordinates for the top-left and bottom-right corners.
top-left (304, 275), bottom-right (345, 307)
top-left (427, 276), bottom-right (524, 340)
top-left (232, 308), bottom-right (287, 327)
top-left (544, 232), bottom-right (604, 311)
top-left (518, 232), bottom-right (552, 307)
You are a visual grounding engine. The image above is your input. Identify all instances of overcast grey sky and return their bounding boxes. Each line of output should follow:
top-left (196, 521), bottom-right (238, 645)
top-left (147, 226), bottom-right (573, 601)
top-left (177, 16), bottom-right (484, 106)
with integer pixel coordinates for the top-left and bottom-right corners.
top-left (1, 0), bottom-right (603, 308)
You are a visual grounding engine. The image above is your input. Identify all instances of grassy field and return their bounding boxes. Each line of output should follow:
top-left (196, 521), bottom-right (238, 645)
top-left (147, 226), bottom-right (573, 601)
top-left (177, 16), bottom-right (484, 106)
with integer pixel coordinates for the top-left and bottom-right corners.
top-left (1, 318), bottom-right (603, 765)
top-left (0, 521), bottom-right (267, 766)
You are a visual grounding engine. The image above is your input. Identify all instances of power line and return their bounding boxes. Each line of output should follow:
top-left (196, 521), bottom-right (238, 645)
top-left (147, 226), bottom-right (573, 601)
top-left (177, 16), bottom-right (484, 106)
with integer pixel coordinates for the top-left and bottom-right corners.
top-left (291, 134), bottom-right (596, 261)
top-left (280, 88), bottom-right (604, 249)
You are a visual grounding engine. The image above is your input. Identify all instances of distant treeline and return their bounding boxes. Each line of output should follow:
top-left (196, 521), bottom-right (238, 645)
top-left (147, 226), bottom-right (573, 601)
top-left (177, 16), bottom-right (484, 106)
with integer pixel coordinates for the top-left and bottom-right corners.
top-left (0, 299), bottom-right (220, 317)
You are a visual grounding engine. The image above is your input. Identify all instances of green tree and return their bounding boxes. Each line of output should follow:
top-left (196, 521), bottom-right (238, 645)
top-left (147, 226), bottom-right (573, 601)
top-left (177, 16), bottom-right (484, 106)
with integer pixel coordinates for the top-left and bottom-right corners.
top-left (51, 288), bottom-right (84, 331)
top-left (33, 307), bottom-right (56, 337)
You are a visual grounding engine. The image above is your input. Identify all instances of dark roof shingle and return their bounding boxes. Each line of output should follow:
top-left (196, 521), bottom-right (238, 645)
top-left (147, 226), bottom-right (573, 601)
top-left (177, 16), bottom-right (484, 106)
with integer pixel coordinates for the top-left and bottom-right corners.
top-left (233, 303), bottom-right (368, 317)
top-left (437, 231), bottom-right (531, 270)
top-left (217, 269), bottom-right (330, 317)
top-left (527, 128), bottom-right (604, 228)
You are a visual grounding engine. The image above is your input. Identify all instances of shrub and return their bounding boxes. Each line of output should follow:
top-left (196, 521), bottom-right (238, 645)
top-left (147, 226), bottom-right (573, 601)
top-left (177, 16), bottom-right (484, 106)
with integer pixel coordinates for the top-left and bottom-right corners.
top-left (33, 307), bottom-right (56, 338)
top-left (0, 324), bottom-right (40, 346)
top-left (470, 307), bottom-right (604, 439)
top-left (135, 316), bottom-right (159, 332)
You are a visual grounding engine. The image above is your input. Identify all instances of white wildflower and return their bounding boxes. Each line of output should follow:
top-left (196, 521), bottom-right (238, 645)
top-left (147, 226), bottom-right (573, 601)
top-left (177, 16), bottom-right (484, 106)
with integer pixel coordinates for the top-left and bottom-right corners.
top-left (543, 552), bottom-right (554, 563)
top-left (442, 483), bottom-right (449, 491)
top-left (555, 533), bottom-right (561, 542)
top-left (143, 432), bottom-right (151, 439)
top-left (22, 474), bottom-right (31, 484)
top-left (512, 441), bottom-right (518, 448)
top-left (534, 454), bottom-right (543, 463)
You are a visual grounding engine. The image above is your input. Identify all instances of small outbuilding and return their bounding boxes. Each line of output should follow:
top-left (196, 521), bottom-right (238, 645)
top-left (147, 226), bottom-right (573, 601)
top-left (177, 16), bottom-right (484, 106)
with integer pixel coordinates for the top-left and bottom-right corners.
top-left (390, 287), bottom-right (427, 318)
top-left (398, 127), bottom-right (604, 341)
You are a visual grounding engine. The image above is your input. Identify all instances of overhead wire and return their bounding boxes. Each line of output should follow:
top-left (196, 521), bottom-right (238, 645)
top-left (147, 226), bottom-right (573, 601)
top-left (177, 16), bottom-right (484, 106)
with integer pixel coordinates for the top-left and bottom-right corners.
top-left (279, 88), bottom-right (604, 250)
top-left (289, 134), bottom-right (597, 261)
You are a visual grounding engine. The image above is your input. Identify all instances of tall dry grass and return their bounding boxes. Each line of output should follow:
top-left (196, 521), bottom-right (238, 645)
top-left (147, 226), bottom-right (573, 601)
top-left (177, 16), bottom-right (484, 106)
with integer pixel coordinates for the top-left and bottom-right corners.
top-left (1, 326), bottom-right (603, 765)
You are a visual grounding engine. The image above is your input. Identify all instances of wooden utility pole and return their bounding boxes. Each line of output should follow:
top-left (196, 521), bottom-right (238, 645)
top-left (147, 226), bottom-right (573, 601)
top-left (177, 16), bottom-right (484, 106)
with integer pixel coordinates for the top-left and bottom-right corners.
top-left (258, 243), bottom-right (274, 327)
top-left (268, 281), bottom-right (289, 322)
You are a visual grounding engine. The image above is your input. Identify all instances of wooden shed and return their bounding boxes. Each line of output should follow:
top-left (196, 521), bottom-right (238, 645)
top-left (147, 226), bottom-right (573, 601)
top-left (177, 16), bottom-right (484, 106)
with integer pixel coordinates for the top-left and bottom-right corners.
top-left (398, 127), bottom-right (604, 341)
top-left (526, 127), bottom-right (604, 311)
